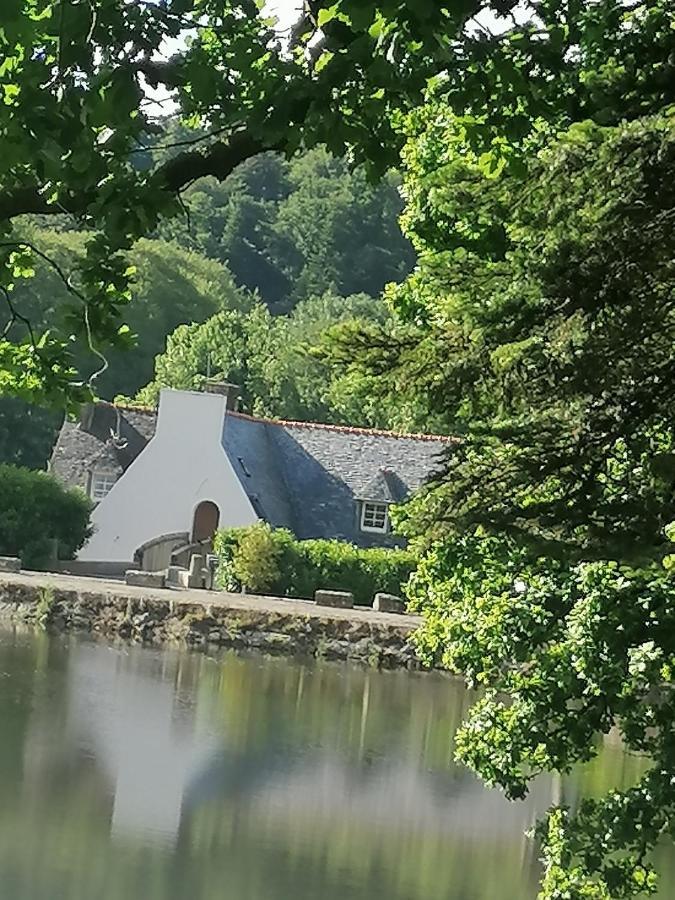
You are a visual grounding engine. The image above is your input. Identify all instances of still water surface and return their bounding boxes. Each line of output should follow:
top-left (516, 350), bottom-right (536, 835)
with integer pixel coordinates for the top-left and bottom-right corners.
top-left (0, 626), bottom-right (670, 899)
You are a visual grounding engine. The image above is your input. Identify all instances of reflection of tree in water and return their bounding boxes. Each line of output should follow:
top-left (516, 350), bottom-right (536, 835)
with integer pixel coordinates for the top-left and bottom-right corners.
top-left (0, 631), bottom-right (664, 900)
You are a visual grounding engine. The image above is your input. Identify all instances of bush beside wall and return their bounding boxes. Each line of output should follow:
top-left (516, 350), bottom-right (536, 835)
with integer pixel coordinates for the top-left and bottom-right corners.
top-left (214, 524), bottom-right (416, 606)
top-left (0, 464), bottom-right (93, 568)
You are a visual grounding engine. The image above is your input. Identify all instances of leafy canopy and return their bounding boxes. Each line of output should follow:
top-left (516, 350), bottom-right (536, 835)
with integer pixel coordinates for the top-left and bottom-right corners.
top-left (1, 0), bottom-right (673, 403)
top-left (331, 108), bottom-right (675, 561)
top-left (130, 291), bottom-right (398, 426)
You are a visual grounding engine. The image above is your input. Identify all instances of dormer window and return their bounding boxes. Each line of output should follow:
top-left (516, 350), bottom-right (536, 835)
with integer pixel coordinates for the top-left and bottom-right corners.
top-left (361, 501), bottom-right (389, 533)
top-left (90, 470), bottom-right (117, 501)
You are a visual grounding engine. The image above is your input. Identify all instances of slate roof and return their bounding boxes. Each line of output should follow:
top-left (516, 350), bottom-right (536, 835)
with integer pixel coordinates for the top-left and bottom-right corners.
top-left (223, 413), bottom-right (450, 547)
top-left (51, 401), bottom-right (451, 547)
top-left (221, 413), bottom-right (294, 531)
top-left (50, 403), bottom-right (158, 492)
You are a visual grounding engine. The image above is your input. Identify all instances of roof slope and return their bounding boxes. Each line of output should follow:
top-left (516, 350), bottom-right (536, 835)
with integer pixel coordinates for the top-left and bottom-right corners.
top-left (221, 414), bottom-right (294, 530)
top-left (224, 413), bottom-right (449, 547)
top-left (50, 404), bottom-right (157, 492)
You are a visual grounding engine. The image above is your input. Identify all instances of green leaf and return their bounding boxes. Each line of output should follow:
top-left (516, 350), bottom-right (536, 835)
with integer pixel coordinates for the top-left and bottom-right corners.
top-left (317, 4), bottom-right (340, 27)
top-left (314, 50), bottom-right (334, 73)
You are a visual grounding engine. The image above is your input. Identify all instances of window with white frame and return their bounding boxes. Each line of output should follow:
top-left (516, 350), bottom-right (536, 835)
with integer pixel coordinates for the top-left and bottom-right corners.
top-left (361, 501), bottom-right (389, 533)
top-left (90, 470), bottom-right (117, 501)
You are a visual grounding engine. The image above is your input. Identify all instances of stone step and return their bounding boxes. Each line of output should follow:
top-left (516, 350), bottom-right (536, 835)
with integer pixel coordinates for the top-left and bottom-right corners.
top-left (125, 570), bottom-right (166, 589)
top-left (315, 589), bottom-right (354, 609)
top-left (373, 592), bottom-right (406, 614)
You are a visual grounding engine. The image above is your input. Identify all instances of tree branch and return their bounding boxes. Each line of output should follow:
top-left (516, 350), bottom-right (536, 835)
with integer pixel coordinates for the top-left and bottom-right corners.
top-left (156, 129), bottom-right (276, 191)
top-left (0, 129), bottom-right (277, 221)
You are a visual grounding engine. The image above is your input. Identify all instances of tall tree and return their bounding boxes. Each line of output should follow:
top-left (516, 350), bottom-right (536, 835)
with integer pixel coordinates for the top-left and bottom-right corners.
top-left (338, 101), bottom-right (675, 900)
top-left (327, 108), bottom-right (675, 560)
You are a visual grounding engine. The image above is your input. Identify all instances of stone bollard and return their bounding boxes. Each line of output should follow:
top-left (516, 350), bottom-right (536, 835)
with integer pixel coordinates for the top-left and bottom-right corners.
top-left (187, 554), bottom-right (206, 589)
top-left (0, 556), bottom-right (21, 573)
top-left (166, 565), bottom-right (189, 589)
top-left (315, 589), bottom-right (354, 609)
top-left (125, 570), bottom-right (166, 588)
top-left (205, 555), bottom-right (219, 590)
top-left (373, 592), bottom-right (406, 614)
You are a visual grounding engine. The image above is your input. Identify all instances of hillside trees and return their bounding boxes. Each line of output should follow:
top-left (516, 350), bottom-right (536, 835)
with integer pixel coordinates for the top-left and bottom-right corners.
top-left (131, 291), bottom-right (401, 425)
top-left (157, 146), bottom-right (415, 311)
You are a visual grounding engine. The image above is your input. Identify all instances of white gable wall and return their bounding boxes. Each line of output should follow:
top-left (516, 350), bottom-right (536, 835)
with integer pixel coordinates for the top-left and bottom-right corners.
top-left (79, 389), bottom-right (259, 563)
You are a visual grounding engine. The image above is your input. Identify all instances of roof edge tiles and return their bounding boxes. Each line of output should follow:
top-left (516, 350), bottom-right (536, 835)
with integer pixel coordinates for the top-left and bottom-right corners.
top-left (226, 410), bottom-right (455, 444)
top-left (104, 401), bottom-right (454, 445)
top-left (106, 402), bottom-right (157, 416)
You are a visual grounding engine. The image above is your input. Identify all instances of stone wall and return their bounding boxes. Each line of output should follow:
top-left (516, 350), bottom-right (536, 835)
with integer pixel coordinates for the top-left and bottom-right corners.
top-left (0, 581), bottom-right (422, 670)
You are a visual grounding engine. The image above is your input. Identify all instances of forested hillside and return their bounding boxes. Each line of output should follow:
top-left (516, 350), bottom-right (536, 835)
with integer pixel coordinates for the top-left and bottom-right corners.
top-left (155, 144), bottom-right (415, 312)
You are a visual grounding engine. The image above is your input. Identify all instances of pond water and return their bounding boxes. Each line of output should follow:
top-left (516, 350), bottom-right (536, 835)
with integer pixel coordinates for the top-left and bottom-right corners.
top-left (0, 626), bottom-right (671, 900)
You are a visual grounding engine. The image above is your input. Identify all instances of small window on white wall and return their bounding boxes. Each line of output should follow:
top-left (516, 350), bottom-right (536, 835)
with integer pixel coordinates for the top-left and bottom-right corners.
top-left (90, 470), bottom-right (117, 502)
top-left (361, 502), bottom-right (389, 533)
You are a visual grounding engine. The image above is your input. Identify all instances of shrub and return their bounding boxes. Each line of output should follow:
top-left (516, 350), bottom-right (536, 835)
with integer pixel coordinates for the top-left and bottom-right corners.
top-left (214, 523), bottom-right (417, 605)
top-left (232, 523), bottom-right (284, 594)
top-left (0, 464), bottom-right (93, 568)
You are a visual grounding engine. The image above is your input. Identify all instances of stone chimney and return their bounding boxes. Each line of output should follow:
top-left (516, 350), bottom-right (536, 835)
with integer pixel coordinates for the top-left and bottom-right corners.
top-left (203, 380), bottom-right (240, 411)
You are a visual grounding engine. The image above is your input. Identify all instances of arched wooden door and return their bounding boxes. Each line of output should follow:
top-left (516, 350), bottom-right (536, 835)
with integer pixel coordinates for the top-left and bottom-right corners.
top-left (192, 501), bottom-right (220, 543)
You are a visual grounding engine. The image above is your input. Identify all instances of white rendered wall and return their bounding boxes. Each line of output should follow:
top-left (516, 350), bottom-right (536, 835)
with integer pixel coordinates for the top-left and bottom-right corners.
top-left (79, 390), bottom-right (258, 562)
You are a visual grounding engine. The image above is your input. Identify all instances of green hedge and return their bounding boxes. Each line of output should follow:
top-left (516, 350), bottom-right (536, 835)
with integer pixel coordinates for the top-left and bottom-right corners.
top-left (213, 524), bottom-right (416, 606)
top-left (0, 464), bottom-right (93, 568)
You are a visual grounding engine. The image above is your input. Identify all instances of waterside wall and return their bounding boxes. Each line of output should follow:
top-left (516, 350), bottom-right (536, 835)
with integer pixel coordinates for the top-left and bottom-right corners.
top-left (0, 579), bottom-right (423, 670)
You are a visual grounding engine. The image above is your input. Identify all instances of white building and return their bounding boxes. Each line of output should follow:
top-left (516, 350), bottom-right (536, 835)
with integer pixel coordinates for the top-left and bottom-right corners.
top-left (50, 384), bottom-right (450, 570)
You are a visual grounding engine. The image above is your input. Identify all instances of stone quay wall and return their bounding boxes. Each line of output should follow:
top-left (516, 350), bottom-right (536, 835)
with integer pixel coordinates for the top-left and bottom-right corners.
top-left (0, 575), bottom-right (423, 670)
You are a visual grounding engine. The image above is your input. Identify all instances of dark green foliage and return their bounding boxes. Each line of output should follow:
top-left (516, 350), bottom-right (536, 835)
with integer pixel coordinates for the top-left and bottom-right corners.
top-left (364, 99), bottom-right (675, 900)
top-left (0, 398), bottom-right (60, 469)
top-left (0, 464), bottom-right (92, 568)
top-left (338, 112), bottom-right (675, 561)
top-left (157, 147), bottom-right (415, 311)
top-left (214, 524), bottom-right (416, 607)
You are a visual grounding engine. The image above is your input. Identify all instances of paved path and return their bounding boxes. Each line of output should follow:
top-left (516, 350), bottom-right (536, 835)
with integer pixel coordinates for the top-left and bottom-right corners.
top-left (0, 570), bottom-right (420, 631)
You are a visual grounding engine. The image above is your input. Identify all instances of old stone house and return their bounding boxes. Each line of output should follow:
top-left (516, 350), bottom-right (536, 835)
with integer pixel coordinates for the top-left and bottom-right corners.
top-left (50, 384), bottom-right (450, 571)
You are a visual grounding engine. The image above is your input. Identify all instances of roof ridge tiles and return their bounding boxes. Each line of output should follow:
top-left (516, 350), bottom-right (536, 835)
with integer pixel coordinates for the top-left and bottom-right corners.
top-left (102, 400), bottom-right (455, 442)
top-left (108, 402), bottom-right (157, 416)
top-left (227, 409), bottom-right (455, 443)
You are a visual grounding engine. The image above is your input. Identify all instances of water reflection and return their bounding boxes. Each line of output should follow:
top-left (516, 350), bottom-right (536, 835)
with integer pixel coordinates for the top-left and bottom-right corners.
top-left (0, 627), bottom-right (666, 900)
